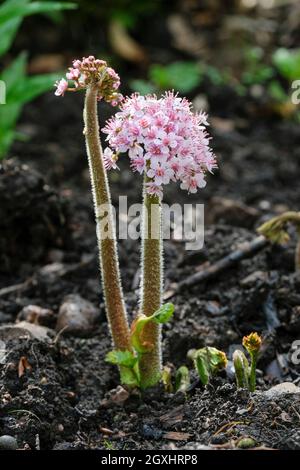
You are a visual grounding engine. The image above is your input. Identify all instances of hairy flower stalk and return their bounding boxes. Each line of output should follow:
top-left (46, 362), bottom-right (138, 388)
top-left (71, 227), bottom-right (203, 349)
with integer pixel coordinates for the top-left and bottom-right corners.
top-left (103, 92), bottom-right (216, 388)
top-left (138, 174), bottom-right (163, 387)
top-left (83, 86), bottom-right (130, 352)
top-left (55, 58), bottom-right (131, 374)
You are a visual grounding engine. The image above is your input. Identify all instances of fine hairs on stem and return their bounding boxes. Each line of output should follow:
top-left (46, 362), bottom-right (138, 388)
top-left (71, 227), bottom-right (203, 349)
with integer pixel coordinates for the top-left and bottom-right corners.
top-left (83, 84), bottom-right (130, 352)
top-left (138, 175), bottom-right (163, 388)
top-left (55, 58), bottom-right (132, 384)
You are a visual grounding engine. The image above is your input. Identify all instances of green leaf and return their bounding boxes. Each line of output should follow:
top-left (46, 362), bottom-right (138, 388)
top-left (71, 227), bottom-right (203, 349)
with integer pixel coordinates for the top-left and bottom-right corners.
top-left (130, 304), bottom-right (174, 354)
top-left (130, 314), bottom-right (152, 353)
top-left (11, 73), bottom-right (59, 104)
top-left (0, 53), bottom-right (60, 158)
top-left (0, 0), bottom-right (29, 23)
top-left (105, 350), bottom-right (138, 368)
top-left (105, 350), bottom-right (140, 387)
top-left (1, 52), bottom-right (27, 94)
top-left (151, 303), bottom-right (175, 324)
top-left (119, 366), bottom-right (140, 387)
top-left (0, 0), bottom-right (29, 57)
top-left (189, 347), bottom-right (228, 386)
top-left (0, 130), bottom-right (15, 159)
top-left (0, 53), bottom-right (58, 104)
top-left (0, 0), bottom-right (76, 58)
top-left (242, 66), bottom-right (274, 86)
top-left (273, 48), bottom-right (300, 81)
top-left (257, 216), bottom-right (291, 245)
top-left (0, 0), bottom-right (76, 158)
top-left (0, 1), bottom-right (76, 24)
top-left (150, 62), bottom-right (203, 93)
top-left (195, 355), bottom-right (210, 386)
top-left (208, 347), bottom-right (228, 371)
top-left (268, 80), bottom-right (288, 103)
top-left (0, 52), bottom-right (27, 157)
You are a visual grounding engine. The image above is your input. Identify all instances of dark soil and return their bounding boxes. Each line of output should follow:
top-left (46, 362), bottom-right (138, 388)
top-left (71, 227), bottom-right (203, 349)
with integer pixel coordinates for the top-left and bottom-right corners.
top-left (1, 2), bottom-right (300, 451)
top-left (1, 156), bottom-right (300, 449)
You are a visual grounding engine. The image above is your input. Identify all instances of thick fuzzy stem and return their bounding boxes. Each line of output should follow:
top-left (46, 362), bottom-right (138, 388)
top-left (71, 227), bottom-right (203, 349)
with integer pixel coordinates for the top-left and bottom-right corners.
top-left (139, 177), bottom-right (163, 388)
top-left (83, 85), bottom-right (130, 352)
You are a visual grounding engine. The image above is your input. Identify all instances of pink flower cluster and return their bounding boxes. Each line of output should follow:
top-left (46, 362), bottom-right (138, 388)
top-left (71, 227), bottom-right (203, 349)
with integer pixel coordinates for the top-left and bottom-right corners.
top-left (54, 56), bottom-right (123, 106)
top-left (102, 92), bottom-right (216, 197)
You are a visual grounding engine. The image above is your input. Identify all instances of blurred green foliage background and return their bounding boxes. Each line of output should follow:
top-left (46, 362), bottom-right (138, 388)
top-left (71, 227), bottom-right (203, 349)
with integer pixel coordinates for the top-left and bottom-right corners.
top-left (0, 0), bottom-right (299, 159)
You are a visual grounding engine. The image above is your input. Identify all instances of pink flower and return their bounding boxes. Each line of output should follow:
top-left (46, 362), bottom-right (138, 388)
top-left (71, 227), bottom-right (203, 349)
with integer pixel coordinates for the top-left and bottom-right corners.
top-left (54, 57), bottom-right (123, 105)
top-left (66, 68), bottom-right (80, 80)
top-left (180, 173), bottom-right (206, 193)
top-left (103, 147), bottom-right (119, 170)
top-left (54, 78), bottom-right (68, 96)
top-left (102, 92), bottom-right (216, 197)
top-left (129, 146), bottom-right (145, 173)
top-left (147, 161), bottom-right (173, 186)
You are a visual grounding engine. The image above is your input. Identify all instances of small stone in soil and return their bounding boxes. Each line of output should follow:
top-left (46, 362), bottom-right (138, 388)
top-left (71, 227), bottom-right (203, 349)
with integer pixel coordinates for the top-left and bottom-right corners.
top-left (0, 321), bottom-right (53, 342)
top-left (56, 294), bottom-right (100, 337)
top-left (0, 435), bottom-right (18, 450)
top-left (17, 305), bottom-right (54, 326)
top-left (236, 408), bottom-right (249, 416)
top-left (263, 382), bottom-right (300, 399)
top-left (100, 386), bottom-right (130, 408)
top-left (205, 301), bottom-right (222, 316)
top-left (210, 433), bottom-right (228, 445)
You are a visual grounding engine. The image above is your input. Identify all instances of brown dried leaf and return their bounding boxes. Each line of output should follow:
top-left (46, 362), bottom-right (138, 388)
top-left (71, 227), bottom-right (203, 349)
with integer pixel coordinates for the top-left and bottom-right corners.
top-left (18, 356), bottom-right (32, 378)
top-left (163, 431), bottom-right (191, 441)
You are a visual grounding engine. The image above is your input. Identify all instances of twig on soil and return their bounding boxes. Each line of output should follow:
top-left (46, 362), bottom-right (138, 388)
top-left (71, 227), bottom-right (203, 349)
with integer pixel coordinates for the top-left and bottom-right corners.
top-left (0, 277), bottom-right (34, 297)
top-left (164, 235), bottom-right (269, 299)
top-left (53, 326), bottom-right (69, 344)
top-left (212, 420), bottom-right (249, 438)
